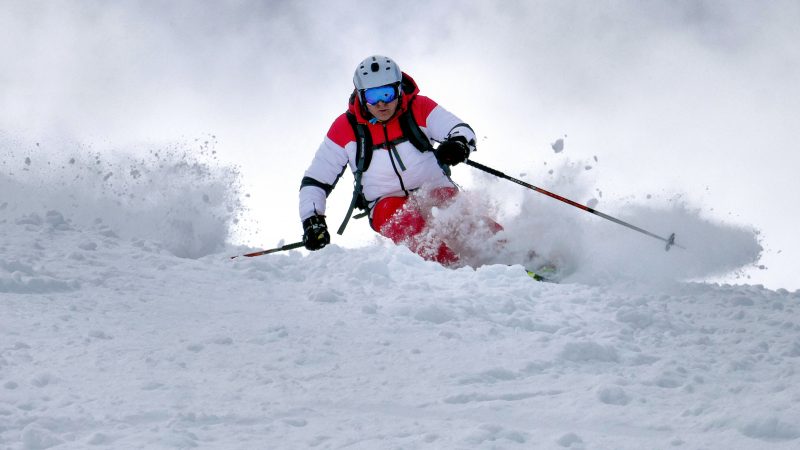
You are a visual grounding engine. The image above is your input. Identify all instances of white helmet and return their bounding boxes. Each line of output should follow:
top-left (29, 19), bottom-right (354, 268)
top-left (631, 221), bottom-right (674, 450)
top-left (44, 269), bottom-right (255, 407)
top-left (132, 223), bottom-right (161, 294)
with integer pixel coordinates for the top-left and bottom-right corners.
top-left (353, 55), bottom-right (402, 91)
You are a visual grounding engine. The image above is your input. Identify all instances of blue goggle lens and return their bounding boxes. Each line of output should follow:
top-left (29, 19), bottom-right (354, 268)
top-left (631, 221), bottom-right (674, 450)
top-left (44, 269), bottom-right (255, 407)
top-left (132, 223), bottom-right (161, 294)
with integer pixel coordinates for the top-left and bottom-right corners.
top-left (363, 85), bottom-right (397, 105)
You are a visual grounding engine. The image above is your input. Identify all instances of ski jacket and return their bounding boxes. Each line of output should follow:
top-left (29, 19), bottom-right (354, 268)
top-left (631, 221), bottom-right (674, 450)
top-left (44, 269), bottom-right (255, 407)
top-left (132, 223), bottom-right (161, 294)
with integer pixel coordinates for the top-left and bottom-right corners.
top-left (299, 72), bottom-right (475, 222)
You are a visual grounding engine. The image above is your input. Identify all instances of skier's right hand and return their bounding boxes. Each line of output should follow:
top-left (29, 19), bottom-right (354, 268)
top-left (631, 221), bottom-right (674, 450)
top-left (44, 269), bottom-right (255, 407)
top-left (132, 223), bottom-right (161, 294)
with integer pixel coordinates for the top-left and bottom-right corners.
top-left (302, 215), bottom-right (330, 251)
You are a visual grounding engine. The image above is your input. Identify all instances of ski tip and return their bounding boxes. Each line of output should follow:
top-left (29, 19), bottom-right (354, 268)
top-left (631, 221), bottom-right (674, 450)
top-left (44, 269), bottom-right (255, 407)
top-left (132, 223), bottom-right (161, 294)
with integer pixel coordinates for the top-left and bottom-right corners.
top-left (526, 269), bottom-right (558, 283)
top-left (526, 270), bottom-right (546, 281)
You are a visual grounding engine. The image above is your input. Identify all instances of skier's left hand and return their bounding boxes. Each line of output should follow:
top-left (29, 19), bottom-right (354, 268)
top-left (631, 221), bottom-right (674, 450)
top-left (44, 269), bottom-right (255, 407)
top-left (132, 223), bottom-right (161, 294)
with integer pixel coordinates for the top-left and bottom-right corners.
top-left (435, 136), bottom-right (472, 166)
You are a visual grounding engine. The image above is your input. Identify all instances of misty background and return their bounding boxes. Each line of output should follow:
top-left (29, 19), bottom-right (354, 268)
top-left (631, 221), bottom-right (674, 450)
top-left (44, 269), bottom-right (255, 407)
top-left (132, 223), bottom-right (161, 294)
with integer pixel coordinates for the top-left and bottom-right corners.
top-left (2, 0), bottom-right (798, 290)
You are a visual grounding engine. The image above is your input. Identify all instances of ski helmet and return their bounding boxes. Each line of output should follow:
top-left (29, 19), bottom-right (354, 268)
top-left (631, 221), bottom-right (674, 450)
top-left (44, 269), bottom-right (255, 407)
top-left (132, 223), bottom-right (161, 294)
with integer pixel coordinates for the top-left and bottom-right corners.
top-left (353, 55), bottom-right (402, 91)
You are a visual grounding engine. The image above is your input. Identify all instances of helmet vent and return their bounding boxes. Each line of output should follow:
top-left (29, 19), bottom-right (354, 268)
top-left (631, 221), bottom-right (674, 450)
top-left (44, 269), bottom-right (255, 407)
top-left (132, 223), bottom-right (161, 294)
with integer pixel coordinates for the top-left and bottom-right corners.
top-left (353, 55), bottom-right (401, 90)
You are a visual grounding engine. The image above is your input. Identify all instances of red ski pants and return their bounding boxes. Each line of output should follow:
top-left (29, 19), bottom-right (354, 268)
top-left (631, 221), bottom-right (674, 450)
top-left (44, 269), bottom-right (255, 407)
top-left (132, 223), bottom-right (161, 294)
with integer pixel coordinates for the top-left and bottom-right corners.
top-left (370, 187), bottom-right (502, 266)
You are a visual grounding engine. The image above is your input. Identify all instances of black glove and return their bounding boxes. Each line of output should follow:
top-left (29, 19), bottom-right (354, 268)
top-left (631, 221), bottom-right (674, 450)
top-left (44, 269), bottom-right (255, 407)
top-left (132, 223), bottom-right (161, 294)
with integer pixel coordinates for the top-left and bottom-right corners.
top-left (302, 215), bottom-right (330, 250)
top-left (435, 136), bottom-right (472, 166)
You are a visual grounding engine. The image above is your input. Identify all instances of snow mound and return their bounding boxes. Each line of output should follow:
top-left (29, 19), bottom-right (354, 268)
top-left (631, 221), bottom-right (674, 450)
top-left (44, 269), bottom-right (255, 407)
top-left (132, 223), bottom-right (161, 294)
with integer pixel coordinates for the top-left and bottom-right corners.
top-left (1, 215), bottom-right (799, 448)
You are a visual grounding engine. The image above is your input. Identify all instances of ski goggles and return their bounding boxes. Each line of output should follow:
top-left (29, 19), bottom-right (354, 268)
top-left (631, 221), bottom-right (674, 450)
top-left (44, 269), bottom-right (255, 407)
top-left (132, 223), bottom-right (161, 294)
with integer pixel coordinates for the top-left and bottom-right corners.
top-left (363, 84), bottom-right (398, 105)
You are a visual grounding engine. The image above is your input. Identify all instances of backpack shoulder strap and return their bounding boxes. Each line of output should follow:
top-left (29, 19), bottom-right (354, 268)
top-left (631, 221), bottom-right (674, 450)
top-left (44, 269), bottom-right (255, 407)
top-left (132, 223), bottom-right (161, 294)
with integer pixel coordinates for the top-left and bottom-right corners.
top-left (399, 96), bottom-right (434, 152)
top-left (337, 112), bottom-right (372, 235)
top-left (345, 112), bottom-right (373, 171)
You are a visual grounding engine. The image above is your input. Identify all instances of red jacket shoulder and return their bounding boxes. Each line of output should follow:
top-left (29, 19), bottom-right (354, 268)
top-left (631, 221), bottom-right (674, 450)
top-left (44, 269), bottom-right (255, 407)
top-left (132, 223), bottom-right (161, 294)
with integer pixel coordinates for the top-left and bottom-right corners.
top-left (410, 95), bottom-right (438, 127)
top-left (326, 113), bottom-right (356, 148)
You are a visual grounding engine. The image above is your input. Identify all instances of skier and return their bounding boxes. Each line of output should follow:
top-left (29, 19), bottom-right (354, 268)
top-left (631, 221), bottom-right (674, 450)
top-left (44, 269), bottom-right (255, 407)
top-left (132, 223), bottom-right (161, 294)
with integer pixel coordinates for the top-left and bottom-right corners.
top-left (299, 55), bottom-right (494, 266)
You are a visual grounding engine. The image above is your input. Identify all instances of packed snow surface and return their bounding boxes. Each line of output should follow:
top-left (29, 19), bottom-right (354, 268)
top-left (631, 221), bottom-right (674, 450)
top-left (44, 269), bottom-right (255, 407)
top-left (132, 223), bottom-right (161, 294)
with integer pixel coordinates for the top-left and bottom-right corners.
top-left (2, 146), bottom-right (797, 449)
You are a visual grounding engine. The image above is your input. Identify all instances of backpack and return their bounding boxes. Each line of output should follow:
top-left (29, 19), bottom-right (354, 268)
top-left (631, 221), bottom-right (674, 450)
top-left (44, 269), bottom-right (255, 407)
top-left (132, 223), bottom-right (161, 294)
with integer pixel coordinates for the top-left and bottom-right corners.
top-left (336, 94), bottom-right (436, 235)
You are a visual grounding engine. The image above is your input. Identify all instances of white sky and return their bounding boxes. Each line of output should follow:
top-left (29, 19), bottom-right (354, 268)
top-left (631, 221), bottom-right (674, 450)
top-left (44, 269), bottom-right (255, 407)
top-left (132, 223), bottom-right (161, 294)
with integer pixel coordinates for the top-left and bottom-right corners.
top-left (2, 0), bottom-right (798, 290)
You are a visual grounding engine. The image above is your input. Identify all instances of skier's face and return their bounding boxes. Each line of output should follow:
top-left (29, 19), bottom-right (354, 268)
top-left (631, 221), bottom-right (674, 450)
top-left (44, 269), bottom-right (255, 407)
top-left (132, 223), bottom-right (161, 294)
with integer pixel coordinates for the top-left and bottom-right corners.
top-left (365, 98), bottom-right (398, 122)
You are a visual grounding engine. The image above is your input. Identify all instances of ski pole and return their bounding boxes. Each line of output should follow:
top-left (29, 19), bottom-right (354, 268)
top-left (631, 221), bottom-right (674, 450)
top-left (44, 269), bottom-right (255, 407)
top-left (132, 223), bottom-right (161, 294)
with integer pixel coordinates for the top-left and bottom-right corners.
top-left (230, 241), bottom-right (305, 259)
top-left (465, 159), bottom-right (682, 251)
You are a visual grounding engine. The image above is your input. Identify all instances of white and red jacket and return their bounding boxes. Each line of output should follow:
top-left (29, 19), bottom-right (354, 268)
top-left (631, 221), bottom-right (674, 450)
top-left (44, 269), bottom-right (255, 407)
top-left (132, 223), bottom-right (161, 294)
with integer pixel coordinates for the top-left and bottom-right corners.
top-left (299, 73), bottom-right (475, 222)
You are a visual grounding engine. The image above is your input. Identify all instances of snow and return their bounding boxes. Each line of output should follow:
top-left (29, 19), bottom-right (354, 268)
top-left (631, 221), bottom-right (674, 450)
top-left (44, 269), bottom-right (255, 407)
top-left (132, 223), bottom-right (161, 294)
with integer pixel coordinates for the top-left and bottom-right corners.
top-left (2, 147), bottom-right (798, 449)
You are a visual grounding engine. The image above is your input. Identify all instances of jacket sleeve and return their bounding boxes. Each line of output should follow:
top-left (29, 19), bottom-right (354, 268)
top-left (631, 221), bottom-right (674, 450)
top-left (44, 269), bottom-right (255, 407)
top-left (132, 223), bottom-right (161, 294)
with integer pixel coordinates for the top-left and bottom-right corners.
top-left (298, 115), bottom-right (354, 221)
top-left (413, 95), bottom-right (477, 151)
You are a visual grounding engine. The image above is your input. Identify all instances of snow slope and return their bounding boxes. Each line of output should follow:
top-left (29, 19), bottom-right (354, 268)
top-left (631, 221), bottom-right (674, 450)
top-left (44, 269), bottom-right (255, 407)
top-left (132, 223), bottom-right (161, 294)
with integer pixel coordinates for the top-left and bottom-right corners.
top-left (2, 147), bottom-right (798, 449)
